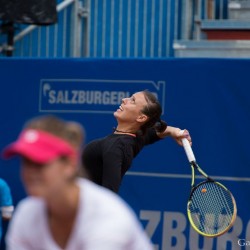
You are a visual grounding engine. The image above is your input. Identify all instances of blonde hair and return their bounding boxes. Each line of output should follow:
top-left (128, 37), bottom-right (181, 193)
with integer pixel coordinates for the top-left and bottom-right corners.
top-left (24, 115), bottom-right (84, 150)
top-left (24, 115), bottom-right (88, 177)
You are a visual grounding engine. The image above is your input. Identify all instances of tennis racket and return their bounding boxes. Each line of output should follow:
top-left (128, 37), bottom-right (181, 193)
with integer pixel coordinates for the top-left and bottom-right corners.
top-left (181, 137), bottom-right (237, 237)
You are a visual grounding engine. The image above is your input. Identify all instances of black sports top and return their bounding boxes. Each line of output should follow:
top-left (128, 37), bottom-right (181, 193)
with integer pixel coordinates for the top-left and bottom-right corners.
top-left (82, 128), bottom-right (161, 193)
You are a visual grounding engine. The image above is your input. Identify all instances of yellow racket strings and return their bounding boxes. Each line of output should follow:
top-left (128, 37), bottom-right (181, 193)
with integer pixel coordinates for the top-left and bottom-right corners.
top-left (188, 182), bottom-right (235, 236)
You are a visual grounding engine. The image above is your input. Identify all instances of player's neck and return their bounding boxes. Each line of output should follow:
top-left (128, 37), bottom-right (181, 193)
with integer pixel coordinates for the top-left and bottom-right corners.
top-left (113, 127), bottom-right (137, 137)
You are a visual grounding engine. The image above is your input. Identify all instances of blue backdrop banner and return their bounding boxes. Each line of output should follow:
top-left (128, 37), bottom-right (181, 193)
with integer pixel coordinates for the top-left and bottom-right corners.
top-left (0, 58), bottom-right (249, 250)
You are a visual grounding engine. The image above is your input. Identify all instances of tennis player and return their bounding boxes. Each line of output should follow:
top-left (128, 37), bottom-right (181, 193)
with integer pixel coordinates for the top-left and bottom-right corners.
top-left (2, 115), bottom-right (154, 250)
top-left (82, 90), bottom-right (192, 193)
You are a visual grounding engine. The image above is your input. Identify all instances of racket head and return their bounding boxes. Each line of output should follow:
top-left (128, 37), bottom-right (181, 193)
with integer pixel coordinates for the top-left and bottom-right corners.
top-left (187, 181), bottom-right (237, 237)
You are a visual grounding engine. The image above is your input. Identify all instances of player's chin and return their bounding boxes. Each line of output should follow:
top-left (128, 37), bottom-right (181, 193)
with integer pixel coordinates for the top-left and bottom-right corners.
top-left (113, 110), bottom-right (120, 118)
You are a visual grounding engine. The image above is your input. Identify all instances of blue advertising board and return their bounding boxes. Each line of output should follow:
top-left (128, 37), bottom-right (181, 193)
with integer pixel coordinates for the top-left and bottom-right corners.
top-left (0, 58), bottom-right (249, 249)
top-left (39, 79), bottom-right (165, 113)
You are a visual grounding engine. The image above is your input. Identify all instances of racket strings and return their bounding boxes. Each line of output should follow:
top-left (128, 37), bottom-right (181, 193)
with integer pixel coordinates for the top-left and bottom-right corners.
top-left (188, 182), bottom-right (235, 236)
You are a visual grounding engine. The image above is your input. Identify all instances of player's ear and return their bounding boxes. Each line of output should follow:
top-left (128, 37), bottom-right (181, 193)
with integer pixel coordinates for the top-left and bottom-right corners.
top-left (61, 156), bottom-right (77, 176)
top-left (136, 114), bottom-right (148, 123)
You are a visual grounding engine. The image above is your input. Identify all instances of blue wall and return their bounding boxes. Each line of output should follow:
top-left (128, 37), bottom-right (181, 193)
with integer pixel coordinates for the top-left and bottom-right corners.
top-left (0, 58), bottom-right (249, 249)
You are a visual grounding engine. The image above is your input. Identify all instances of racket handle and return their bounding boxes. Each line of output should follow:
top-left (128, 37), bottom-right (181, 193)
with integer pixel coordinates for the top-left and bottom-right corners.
top-left (181, 138), bottom-right (196, 163)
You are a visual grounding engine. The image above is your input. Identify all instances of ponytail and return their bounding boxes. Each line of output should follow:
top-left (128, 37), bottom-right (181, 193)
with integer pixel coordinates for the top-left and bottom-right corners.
top-left (154, 119), bottom-right (167, 133)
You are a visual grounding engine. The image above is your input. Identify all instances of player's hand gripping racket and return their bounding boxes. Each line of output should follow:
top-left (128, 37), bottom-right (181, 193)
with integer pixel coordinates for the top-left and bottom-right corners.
top-left (181, 137), bottom-right (237, 237)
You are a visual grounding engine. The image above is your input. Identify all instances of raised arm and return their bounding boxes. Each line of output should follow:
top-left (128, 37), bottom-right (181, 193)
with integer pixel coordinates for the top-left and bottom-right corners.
top-left (156, 126), bottom-right (192, 146)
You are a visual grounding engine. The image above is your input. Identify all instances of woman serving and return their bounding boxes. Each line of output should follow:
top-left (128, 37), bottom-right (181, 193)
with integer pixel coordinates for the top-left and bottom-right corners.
top-left (82, 90), bottom-right (192, 193)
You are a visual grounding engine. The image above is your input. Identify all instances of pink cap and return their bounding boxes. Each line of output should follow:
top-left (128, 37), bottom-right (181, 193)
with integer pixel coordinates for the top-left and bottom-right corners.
top-left (2, 129), bottom-right (76, 164)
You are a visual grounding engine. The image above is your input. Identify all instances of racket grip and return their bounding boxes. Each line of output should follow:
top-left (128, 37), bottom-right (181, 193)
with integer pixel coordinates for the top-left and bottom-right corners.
top-left (181, 138), bottom-right (196, 163)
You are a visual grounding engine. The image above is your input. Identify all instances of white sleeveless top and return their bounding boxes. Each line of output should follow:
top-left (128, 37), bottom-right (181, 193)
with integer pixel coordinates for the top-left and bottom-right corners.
top-left (6, 178), bottom-right (153, 250)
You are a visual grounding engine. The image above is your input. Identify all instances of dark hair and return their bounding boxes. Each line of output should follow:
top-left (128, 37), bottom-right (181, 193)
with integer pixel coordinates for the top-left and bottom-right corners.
top-left (138, 90), bottom-right (167, 136)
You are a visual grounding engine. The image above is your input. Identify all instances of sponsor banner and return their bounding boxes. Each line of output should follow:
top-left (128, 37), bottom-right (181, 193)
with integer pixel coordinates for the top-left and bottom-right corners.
top-left (39, 79), bottom-right (165, 113)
